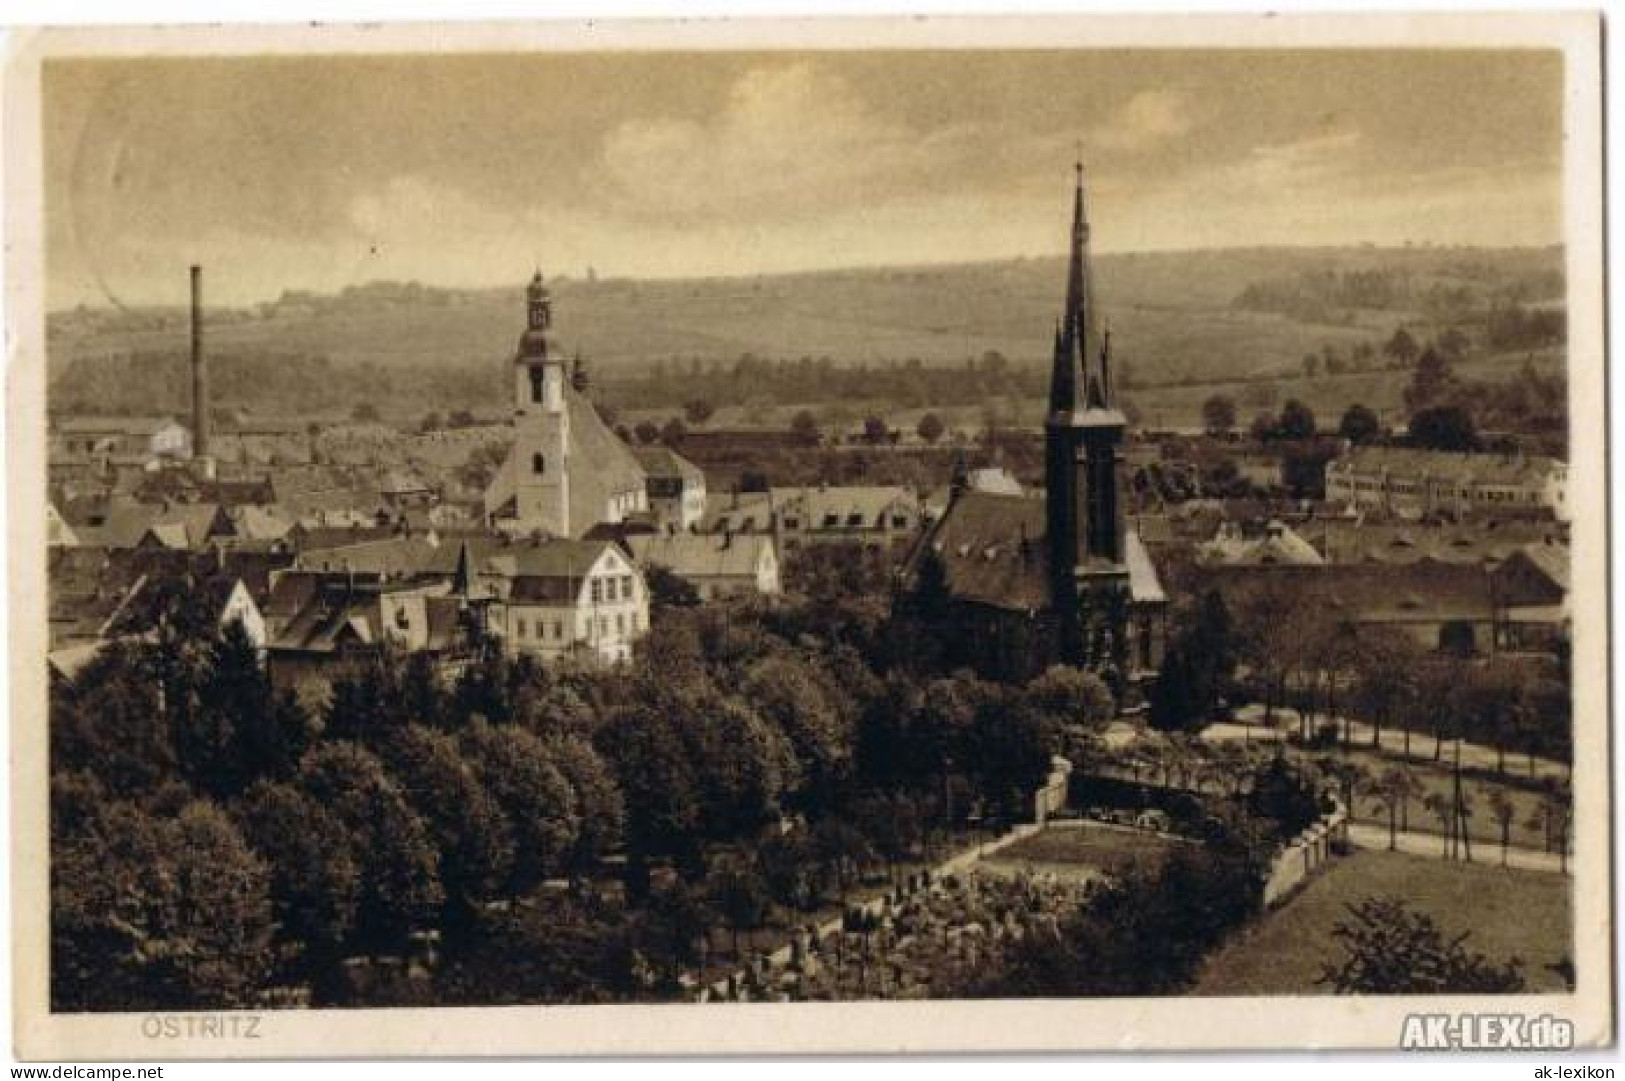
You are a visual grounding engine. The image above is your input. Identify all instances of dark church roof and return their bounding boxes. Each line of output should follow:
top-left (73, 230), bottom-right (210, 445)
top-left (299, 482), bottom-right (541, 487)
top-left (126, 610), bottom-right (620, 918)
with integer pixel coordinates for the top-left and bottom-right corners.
top-left (905, 490), bottom-right (1164, 612)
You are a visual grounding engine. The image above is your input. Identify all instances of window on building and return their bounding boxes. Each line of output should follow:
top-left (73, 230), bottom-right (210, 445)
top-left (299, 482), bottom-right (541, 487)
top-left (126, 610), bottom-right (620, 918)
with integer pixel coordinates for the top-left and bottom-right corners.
top-left (530, 367), bottom-right (545, 403)
top-left (590, 579), bottom-right (602, 603)
top-left (516, 617), bottom-right (527, 638)
top-left (552, 620), bottom-right (563, 639)
top-left (616, 613), bottom-right (625, 634)
top-left (892, 515), bottom-right (909, 529)
top-left (621, 574), bottom-right (634, 598)
top-left (532, 452), bottom-right (545, 474)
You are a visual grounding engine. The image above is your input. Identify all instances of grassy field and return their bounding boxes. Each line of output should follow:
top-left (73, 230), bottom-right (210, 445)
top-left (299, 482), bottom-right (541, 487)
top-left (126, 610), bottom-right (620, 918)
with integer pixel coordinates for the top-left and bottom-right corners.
top-left (1193, 849), bottom-right (1573, 996)
top-left (983, 823), bottom-right (1187, 882)
top-left (49, 245), bottom-right (1564, 426)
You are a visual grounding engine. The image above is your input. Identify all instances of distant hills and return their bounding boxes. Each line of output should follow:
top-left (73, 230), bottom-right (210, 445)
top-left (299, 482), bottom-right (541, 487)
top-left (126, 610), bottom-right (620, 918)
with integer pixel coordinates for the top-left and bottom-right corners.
top-left (47, 245), bottom-right (1565, 427)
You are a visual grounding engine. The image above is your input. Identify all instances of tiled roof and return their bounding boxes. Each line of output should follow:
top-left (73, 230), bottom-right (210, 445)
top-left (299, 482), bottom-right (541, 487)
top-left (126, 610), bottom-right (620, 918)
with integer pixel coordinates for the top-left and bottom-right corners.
top-left (904, 490), bottom-right (1163, 611)
top-left (295, 536), bottom-right (441, 580)
top-left (632, 446), bottom-right (706, 484)
top-left (1308, 519), bottom-right (1565, 567)
top-left (1331, 446), bottom-right (1565, 487)
top-left (1198, 521), bottom-right (1325, 567)
top-left (103, 573), bottom-right (246, 637)
top-left (55, 415), bottom-right (180, 436)
top-left (770, 486), bottom-right (920, 531)
top-left (1192, 560), bottom-right (1497, 624)
top-left (627, 531), bottom-right (771, 579)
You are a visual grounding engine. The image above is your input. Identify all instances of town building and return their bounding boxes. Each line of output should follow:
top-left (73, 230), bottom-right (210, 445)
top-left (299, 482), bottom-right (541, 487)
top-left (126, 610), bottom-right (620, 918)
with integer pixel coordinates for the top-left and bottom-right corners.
top-left (899, 164), bottom-right (1168, 686)
top-left (264, 571), bottom-right (471, 702)
top-left (1324, 445), bottom-right (1568, 521)
top-left (1489, 540), bottom-right (1570, 653)
top-left (626, 531), bottom-right (781, 601)
top-left (1196, 519), bottom-right (1325, 567)
top-left (477, 537), bottom-right (649, 665)
top-left (701, 485), bottom-right (923, 552)
top-left (483, 273), bottom-right (648, 537)
top-left (49, 415), bottom-right (192, 461)
top-left (632, 446), bottom-right (708, 532)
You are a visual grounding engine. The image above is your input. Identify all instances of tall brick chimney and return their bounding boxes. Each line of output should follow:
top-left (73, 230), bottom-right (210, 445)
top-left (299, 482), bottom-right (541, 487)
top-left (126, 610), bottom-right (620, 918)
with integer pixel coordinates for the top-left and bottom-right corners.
top-left (190, 265), bottom-right (209, 460)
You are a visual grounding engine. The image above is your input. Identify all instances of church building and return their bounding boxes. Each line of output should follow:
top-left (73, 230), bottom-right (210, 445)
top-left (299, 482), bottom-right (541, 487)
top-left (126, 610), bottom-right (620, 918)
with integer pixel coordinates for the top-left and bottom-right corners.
top-left (484, 272), bottom-right (649, 537)
top-left (900, 165), bottom-right (1167, 688)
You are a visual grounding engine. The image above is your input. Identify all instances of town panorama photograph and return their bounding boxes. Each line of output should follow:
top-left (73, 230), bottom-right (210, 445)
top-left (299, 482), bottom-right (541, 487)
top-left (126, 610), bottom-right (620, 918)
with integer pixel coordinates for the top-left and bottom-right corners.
top-left (21, 27), bottom-right (1602, 1045)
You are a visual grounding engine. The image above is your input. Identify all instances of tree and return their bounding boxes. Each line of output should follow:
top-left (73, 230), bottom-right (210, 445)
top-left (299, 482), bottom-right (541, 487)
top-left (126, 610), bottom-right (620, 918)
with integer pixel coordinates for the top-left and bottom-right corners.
top-left (660, 417), bottom-right (687, 444)
top-left (708, 865), bottom-right (771, 956)
top-left (741, 655), bottom-right (853, 813)
top-left (1318, 897), bottom-right (1525, 993)
top-left (683, 399), bottom-right (715, 425)
top-left (1180, 590), bottom-right (1238, 720)
top-left (1249, 412), bottom-right (1279, 443)
top-left (184, 620), bottom-right (314, 798)
top-left (232, 781), bottom-right (361, 965)
top-left (53, 800), bottom-right (275, 1010)
top-left (1383, 327), bottom-right (1420, 365)
top-left (419, 411), bottom-right (443, 433)
top-left (862, 415), bottom-right (889, 444)
top-left (460, 721), bottom-right (580, 890)
top-left (1486, 788), bottom-right (1517, 867)
top-left (1201, 395), bottom-right (1237, 435)
top-left (1369, 767), bottom-right (1422, 850)
top-left (645, 563), bottom-right (701, 610)
top-left (1338, 403), bottom-right (1381, 444)
top-left (377, 725), bottom-right (515, 911)
top-left (544, 734), bottom-right (625, 871)
top-left (1404, 346), bottom-right (1459, 414)
top-left (1025, 665), bottom-right (1115, 730)
top-left (1148, 646), bottom-right (1200, 733)
top-left (297, 743), bottom-right (444, 948)
top-left (789, 409), bottom-right (821, 443)
top-left (1437, 326), bottom-right (1471, 358)
top-left (1278, 399), bottom-right (1317, 441)
top-left (596, 705), bottom-right (706, 878)
top-left (916, 412), bottom-right (946, 444)
top-left (1422, 792), bottom-right (1454, 857)
top-left (50, 640), bottom-right (178, 798)
top-left (1528, 781), bottom-right (1572, 875)
top-left (1408, 405), bottom-right (1480, 452)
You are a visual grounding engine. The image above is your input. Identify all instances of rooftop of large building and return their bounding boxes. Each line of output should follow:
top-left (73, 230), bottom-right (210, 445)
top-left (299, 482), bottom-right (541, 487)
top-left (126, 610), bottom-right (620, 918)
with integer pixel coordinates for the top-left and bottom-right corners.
top-left (903, 489), bottom-right (1164, 612)
top-left (1331, 445), bottom-right (1566, 486)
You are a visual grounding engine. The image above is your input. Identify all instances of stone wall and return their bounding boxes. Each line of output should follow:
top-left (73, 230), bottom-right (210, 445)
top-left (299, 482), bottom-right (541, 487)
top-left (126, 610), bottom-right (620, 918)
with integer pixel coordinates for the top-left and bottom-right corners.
top-left (1262, 801), bottom-right (1349, 908)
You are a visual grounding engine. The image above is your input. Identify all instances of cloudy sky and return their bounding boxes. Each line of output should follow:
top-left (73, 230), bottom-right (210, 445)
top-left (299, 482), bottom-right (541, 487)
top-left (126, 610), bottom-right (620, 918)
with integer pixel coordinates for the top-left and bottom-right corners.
top-left (44, 49), bottom-right (1563, 308)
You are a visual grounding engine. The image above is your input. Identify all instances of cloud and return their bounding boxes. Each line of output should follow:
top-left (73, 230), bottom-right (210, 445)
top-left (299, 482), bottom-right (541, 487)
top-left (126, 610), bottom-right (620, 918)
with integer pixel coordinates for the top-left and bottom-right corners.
top-left (1091, 90), bottom-right (1194, 153)
top-left (596, 61), bottom-right (980, 222)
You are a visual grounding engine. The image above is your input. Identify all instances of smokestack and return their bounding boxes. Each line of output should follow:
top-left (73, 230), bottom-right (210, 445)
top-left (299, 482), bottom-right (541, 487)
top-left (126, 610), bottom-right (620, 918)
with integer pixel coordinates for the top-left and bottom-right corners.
top-left (190, 265), bottom-right (209, 461)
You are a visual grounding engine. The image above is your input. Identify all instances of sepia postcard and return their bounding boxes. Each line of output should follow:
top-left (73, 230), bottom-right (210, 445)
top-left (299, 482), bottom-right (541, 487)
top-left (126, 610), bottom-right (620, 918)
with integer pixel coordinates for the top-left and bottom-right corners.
top-left (5, 12), bottom-right (1610, 1059)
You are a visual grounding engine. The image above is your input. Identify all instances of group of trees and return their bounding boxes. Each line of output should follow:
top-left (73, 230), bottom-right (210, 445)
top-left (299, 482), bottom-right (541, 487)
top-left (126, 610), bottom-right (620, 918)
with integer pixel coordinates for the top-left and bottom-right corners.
top-left (1143, 584), bottom-right (1573, 775)
top-left (978, 823), bottom-right (1270, 997)
top-left (51, 624), bottom-right (629, 1009)
top-left (51, 551), bottom-right (1119, 1009)
top-left (606, 351), bottom-right (1043, 418)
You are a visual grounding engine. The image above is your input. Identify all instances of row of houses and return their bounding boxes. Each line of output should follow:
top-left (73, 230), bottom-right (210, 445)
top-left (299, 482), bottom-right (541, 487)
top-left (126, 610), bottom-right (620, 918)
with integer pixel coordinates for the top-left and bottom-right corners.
top-left (1324, 445), bottom-right (1568, 522)
top-left (49, 412), bottom-right (313, 467)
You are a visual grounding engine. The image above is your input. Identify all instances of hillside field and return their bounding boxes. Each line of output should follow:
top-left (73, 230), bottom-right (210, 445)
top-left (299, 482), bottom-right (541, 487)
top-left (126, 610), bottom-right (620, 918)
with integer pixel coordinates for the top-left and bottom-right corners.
top-left (48, 245), bottom-right (1566, 429)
